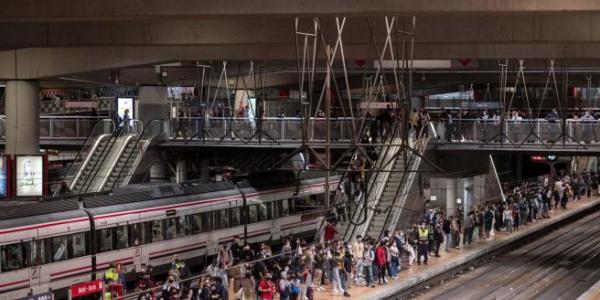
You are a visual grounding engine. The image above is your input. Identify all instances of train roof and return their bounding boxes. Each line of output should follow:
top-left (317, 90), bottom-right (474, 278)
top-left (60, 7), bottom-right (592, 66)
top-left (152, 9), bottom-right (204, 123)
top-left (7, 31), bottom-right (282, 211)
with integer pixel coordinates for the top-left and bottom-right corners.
top-left (0, 171), bottom-right (338, 227)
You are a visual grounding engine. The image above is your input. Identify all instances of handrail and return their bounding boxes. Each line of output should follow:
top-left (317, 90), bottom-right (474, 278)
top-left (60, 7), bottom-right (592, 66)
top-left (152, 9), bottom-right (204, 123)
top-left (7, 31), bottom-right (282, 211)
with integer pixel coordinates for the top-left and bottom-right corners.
top-left (376, 124), bottom-right (430, 240)
top-left (59, 119), bottom-right (115, 195)
top-left (108, 119), bottom-right (167, 191)
top-left (78, 119), bottom-right (143, 194)
top-left (342, 122), bottom-right (403, 241)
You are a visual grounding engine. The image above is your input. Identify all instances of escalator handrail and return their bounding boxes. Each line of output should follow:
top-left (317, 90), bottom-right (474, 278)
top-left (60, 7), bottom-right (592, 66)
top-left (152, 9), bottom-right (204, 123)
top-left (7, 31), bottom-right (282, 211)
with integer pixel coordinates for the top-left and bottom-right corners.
top-left (108, 119), bottom-right (167, 191)
top-left (58, 119), bottom-right (115, 195)
top-left (376, 124), bottom-right (430, 240)
top-left (343, 122), bottom-right (403, 241)
top-left (78, 119), bottom-right (143, 194)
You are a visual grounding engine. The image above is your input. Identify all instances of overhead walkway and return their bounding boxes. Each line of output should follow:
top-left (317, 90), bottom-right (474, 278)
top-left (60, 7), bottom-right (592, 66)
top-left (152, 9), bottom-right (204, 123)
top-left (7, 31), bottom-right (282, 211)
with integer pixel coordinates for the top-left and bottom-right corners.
top-left (436, 119), bottom-right (600, 155)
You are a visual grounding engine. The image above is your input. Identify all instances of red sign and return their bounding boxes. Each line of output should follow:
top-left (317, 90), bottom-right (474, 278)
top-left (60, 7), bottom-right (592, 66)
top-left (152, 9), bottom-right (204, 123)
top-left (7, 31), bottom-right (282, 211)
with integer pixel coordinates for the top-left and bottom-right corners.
top-left (531, 155), bottom-right (545, 162)
top-left (70, 280), bottom-right (104, 298)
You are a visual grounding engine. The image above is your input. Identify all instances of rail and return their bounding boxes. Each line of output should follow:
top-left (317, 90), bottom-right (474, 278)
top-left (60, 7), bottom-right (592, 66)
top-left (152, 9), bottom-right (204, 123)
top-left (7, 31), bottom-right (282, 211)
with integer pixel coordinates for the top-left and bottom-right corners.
top-left (377, 123), bottom-right (431, 240)
top-left (77, 119), bottom-right (143, 194)
top-left (108, 119), bottom-right (168, 191)
top-left (169, 117), bottom-right (361, 142)
top-left (0, 116), bottom-right (105, 139)
top-left (60, 119), bottom-right (116, 194)
top-left (343, 123), bottom-right (404, 241)
top-left (436, 118), bottom-right (600, 146)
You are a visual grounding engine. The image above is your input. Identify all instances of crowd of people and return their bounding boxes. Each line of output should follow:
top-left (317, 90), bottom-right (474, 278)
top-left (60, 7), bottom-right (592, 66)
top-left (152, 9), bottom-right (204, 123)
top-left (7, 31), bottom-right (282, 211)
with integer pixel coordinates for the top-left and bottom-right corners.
top-left (98, 171), bottom-right (597, 300)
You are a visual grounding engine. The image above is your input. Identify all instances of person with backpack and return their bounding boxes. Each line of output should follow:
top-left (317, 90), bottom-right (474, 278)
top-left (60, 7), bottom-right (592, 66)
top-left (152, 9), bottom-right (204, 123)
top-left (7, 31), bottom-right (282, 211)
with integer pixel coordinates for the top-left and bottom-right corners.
top-left (362, 243), bottom-right (375, 288)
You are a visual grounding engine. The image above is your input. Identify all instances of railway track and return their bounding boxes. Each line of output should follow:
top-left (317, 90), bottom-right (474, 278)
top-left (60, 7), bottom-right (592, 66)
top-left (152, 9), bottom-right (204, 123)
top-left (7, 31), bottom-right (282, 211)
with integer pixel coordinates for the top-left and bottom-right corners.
top-left (404, 209), bottom-right (600, 300)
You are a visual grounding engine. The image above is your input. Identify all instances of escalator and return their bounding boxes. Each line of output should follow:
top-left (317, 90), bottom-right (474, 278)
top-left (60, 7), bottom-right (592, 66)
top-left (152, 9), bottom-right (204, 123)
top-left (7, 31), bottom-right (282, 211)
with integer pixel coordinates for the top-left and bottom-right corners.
top-left (70, 134), bottom-right (111, 193)
top-left (102, 138), bottom-right (148, 191)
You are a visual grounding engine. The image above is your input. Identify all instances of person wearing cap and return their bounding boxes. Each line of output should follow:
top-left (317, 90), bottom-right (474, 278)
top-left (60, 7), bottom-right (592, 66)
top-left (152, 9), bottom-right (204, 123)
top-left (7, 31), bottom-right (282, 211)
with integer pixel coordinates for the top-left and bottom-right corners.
top-left (258, 273), bottom-right (275, 300)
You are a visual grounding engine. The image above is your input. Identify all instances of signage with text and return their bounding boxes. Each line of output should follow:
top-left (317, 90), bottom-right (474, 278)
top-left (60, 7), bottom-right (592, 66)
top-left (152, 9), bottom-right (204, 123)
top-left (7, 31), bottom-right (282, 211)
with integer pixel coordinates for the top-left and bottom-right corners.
top-left (70, 280), bottom-right (103, 298)
top-left (16, 292), bottom-right (53, 300)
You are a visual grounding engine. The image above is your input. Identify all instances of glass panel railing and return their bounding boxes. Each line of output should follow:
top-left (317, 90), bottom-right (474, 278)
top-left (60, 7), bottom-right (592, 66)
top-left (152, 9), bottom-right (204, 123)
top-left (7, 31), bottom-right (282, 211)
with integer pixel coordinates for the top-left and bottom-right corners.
top-left (436, 118), bottom-right (600, 145)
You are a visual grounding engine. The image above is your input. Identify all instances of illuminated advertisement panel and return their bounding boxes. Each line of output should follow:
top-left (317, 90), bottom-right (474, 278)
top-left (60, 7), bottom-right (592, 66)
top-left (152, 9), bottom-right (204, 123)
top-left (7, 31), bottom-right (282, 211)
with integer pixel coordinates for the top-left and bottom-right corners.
top-left (16, 156), bottom-right (44, 196)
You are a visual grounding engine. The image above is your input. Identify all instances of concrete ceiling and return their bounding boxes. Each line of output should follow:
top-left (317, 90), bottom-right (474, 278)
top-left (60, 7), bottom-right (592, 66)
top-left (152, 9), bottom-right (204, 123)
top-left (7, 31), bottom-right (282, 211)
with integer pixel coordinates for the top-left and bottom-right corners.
top-left (2, 2), bottom-right (600, 90)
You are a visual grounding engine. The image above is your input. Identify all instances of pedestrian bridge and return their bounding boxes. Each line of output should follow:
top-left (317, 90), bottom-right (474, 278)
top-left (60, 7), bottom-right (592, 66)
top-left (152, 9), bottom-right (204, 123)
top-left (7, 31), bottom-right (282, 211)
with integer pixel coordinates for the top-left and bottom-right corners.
top-left (434, 119), bottom-right (600, 155)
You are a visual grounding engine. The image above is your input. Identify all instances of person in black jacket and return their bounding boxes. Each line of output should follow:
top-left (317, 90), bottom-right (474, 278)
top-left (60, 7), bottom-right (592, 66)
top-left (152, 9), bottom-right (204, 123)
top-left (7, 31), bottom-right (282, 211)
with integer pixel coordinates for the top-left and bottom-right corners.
top-left (442, 216), bottom-right (452, 252)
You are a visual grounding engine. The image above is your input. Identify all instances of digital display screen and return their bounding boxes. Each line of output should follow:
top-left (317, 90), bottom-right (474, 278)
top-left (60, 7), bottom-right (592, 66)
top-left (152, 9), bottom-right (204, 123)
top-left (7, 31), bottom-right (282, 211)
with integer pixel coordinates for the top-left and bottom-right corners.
top-left (117, 97), bottom-right (134, 120)
top-left (16, 156), bottom-right (44, 196)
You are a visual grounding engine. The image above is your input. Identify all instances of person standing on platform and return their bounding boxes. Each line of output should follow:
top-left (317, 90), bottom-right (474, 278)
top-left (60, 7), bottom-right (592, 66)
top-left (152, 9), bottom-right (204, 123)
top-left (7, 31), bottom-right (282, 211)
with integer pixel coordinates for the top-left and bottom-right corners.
top-left (417, 223), bottom-right (429, 265)
top-left (443, 216), bottom-right (452, 252)
top-left (375, 240), bottom-right (388, 284)
top-left (433, 223), bottom-right (444, 257)
top-left (352, 235), bottom-right (364, 285)
top-left (362, 242), bottom-right (375, 288)
top-left (484, 206), bottom-right (494, 238)
top-left (258, 273), bottom-right (276, 300)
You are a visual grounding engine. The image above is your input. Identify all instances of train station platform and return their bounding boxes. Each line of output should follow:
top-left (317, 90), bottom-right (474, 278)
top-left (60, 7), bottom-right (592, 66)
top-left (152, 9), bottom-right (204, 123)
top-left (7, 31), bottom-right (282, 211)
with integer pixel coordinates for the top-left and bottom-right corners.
top-left (313, 196), bottom-right (600, 300)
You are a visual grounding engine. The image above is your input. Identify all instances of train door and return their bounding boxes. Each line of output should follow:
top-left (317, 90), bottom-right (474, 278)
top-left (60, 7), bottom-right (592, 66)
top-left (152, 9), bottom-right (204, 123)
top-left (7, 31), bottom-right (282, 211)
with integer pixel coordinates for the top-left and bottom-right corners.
top-left (129, 220), bottom-right (147, 270)
top-left (28, 238), bottom-right (48, 294)
top-left (272, 202), bottom-right (282, 240)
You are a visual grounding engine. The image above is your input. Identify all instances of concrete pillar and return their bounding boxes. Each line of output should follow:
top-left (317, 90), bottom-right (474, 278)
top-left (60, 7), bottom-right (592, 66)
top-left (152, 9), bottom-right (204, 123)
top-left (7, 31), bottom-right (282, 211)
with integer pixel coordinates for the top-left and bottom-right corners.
top-left (463, 177), bottom-right (474, 222)
top-left (445, 178), bottom-right (457, 217)
top-left (175, 160), bottom-right (186, 183)
top-left (5, 80), bottom-right (40, 155)
top-left (138, 86), bottom-right (168, 125)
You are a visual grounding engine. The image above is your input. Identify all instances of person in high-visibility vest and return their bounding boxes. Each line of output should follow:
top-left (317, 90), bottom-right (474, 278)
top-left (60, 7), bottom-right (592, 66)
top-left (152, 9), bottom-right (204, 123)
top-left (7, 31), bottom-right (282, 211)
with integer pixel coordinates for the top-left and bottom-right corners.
top-left (104, 263), bottom-right (119, 283)
top-left (417, 223), bottom-right (429, 265)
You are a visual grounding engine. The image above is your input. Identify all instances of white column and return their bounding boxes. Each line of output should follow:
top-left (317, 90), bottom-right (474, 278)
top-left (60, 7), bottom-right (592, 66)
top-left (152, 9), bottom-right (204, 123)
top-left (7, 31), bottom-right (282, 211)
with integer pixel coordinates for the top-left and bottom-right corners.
top-left (445, 178), bottom-right (457, 217)
top-left (5, 80), bottom-right (40, 155)
top-left (175, 160), bottom-right (186, 183)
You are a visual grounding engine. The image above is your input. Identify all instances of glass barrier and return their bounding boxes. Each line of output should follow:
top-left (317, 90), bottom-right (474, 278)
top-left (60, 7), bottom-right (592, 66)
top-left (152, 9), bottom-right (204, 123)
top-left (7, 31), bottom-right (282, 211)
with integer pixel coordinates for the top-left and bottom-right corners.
top-left (167, 117), bottom-right (360, 142)
top-left (436, 118), bottom-right (600, 145)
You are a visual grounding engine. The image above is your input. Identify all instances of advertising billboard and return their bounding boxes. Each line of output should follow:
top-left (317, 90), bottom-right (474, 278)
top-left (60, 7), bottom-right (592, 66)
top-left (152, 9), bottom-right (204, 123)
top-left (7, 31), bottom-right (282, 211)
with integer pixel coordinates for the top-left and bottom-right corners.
top-left (16, 156), bottom-right (44, 196)
top-left (0, 156), bottom-right (6, 198)
top-left (117, 97), bottom-right (134, 120)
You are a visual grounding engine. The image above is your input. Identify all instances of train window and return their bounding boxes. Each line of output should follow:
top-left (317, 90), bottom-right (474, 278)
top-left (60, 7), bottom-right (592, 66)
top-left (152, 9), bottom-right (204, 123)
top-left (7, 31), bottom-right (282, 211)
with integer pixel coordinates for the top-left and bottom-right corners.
top-left (187, 214), bottom-right (202, 234)
top-left (115, 226), bottom-right (129, 250)
top-left (248, 205), bottom-right (258, 223)
top-left (97, 229), bottom-right (114, 252)
top-left (50, 236), bottom-right (68, 262)
top-left (257, 203), bottom-right (266, 222)
top-left (265, 202), bottom-right (273, 220)
top-left (31, 240), bottom-right (45, 266)
top-left (163, 218), bottom-right (178, 240)
top-left (71, 232), bottom-right (88, 258)
top-left (278, 199), bottom-right (290, 217)
top-left (179, 216), bottom-right (191, 237)
top-left (128, 223), bottom-right (143, 246)
top-left (230, 207), bottom-right (241, 227)
top-left (201, 212), bottom-right (213, 232)
top-left (215, 209), bottom-right (229, 230)
top-left (1, 243), bottom-right (24, 271)
top-left (150, 220), bottom-right (164, 242)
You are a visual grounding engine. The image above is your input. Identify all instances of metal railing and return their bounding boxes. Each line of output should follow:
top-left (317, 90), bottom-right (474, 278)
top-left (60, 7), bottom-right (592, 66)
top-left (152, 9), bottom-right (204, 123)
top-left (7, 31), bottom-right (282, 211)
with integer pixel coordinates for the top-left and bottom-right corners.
top-left (0, 116), bottom-right (104, 140)
top-left (436, 118), bottom-right (600, 145)
top-left (108, 119), bottom-right (169, 191)
top-left (169, 117), bottom-right (360, 142)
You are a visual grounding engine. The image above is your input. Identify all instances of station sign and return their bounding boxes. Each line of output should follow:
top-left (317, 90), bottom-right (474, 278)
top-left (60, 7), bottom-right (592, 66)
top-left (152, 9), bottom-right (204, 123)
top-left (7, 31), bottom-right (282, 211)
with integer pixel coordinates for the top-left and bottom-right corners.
top-left (16, 292), bottom-right (53, 300)
top-left (69, 280), bottom-right (104, 298)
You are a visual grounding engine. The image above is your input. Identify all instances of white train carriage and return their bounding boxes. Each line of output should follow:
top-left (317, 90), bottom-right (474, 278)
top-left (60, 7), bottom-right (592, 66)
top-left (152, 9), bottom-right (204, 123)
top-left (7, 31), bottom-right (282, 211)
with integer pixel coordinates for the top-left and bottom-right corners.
top-left (0, 173), bottom-right (338, 299)
top-left (0, 200), bottom-right (93, 300)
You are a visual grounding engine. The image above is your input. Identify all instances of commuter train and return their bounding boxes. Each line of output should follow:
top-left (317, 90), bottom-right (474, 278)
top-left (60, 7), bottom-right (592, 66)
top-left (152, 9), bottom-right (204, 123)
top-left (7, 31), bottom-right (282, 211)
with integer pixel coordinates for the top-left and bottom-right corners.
top-left (0, 172), bottom-right (338, 299)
